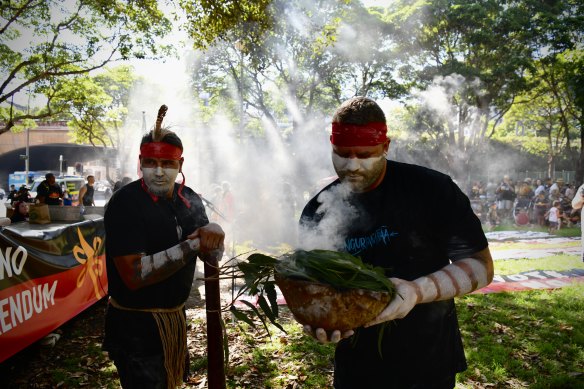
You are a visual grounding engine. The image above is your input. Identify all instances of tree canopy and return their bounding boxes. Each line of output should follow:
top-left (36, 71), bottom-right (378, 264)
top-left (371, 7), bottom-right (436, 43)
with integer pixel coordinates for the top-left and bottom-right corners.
top-left (2, 0), bottom-right (583, 181)
top-left (0, 0), bottom-right (172, 135)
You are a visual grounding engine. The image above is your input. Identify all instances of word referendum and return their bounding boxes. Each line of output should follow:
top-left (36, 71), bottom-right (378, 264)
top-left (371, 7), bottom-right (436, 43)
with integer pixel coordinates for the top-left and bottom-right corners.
top-left (0, 281), bottom-right (58, 335)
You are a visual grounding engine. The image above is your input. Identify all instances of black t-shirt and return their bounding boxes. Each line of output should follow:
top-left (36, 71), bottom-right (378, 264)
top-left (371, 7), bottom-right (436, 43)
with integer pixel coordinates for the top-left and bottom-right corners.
top-left (103, 180), bottom-right (209, 354)
top-left (299, 160), bottom-right (488, 387)
top-left (36, 180), bottom-right (63, 205)
top-left (82, 185), bottom-right (94, 206)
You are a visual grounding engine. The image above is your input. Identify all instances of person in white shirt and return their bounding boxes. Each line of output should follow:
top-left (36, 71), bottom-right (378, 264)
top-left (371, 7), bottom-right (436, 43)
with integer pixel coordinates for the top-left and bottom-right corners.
top-left (534, 179), bottom-right (545, 197)
top-left (572, 183), bottom-right (584, 262)
top-left (546, 200), bottom-right (561, 233)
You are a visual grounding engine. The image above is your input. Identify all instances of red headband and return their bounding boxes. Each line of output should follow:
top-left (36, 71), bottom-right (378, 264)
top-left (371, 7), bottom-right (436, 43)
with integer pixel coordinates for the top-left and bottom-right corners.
top-left (330, 122), bottom-right (389, 146)
top-left (139, 142), bottom-right (183, 160)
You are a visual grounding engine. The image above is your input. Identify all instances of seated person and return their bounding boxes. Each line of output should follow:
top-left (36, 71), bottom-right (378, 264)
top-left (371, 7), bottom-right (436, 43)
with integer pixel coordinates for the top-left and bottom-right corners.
top-left (10, 201), bottom-right (29, 223)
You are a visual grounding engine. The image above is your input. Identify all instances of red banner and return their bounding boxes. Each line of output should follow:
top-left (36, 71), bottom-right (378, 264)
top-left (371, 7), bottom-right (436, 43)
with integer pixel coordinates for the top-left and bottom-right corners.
top-left (0, 220), bottom-right (107, 363)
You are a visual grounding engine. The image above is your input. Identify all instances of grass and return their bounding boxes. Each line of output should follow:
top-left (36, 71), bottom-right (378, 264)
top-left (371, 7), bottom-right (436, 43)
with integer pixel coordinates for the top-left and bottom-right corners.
top-left (456, 283), bottom-right (584, 388)
top-left (212, 251), bottom-right (584, 389)
top-left (494, 254), bottom-right (583, 274)
top-left (216, 279), bottom-right (583, 388)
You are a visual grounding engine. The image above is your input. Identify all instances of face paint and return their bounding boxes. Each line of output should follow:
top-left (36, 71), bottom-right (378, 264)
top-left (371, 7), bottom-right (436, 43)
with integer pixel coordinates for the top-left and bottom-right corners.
top-left (142, 167), bottom-right (179, 197)
top-left (332, 152), bottom-right (386, 193)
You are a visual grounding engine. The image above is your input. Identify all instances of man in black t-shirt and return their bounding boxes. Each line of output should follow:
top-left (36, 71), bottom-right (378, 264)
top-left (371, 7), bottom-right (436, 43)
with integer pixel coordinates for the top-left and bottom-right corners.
top-left (78, 175), bottom-right (95, 206)
top-left (103, 105), bottom-right (225, 388)
top-left (35, 173), bottom-right (63, 205)
top-left (299, 97), bottom-right (494, 389)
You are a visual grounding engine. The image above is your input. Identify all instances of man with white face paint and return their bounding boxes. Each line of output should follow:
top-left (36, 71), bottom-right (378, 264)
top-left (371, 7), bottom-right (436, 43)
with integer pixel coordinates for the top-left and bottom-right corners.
top-left (299, 97), bottom-right (494, 388)
top-left (103, 105), bottom-right (225, 388)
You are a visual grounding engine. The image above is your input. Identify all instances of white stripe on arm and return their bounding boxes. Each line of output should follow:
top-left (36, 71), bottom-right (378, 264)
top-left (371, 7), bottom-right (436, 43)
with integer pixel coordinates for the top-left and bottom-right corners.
top-left (413, 247), bottom-right (493, 304)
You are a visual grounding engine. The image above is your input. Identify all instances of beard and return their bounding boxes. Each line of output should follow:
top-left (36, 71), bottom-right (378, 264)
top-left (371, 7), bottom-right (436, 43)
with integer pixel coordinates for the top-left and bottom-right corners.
top-left (332, 153), bottom-right (386, 193)
top-left (142, 167), bottom-right (179, 197)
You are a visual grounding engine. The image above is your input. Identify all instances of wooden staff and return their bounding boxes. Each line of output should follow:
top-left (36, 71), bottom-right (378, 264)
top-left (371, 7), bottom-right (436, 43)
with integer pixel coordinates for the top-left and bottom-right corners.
top-left (204, 251), bottom-right (226, 389)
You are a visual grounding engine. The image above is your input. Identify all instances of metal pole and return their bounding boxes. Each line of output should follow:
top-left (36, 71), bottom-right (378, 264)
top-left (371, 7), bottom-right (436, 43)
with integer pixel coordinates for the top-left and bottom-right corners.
top-left (25, 128), bottom-right (30, 184)
top-left (240, 51), bottom-right (244, 143)
top-left (25, 89), bottom-right (31, 185)
top-left (204, 252), bottom-right (226, 389)
top-left (59, 155), bottom-right (63, 176)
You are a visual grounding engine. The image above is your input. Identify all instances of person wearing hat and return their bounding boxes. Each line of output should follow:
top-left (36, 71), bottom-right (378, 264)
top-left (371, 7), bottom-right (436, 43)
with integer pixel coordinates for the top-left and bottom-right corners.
top-left (549, 177), bottom-right (564, 201)
top-left (102, 105), bottom-right (225, 388)
top-left (298, 97), bottom-right (493, 388)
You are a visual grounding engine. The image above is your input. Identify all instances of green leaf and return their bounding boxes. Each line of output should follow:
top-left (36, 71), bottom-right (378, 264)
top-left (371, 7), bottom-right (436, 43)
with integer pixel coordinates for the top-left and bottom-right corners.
top-left (264, 281), bottom-right (279, 318)
top-left (229, 305), bottom-right (256, 328)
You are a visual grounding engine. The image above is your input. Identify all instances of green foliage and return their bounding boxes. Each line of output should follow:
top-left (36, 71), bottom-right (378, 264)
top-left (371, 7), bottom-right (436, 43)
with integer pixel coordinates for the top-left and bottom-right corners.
top-left (63, 65), bottom-right (138, 148)
top-left (383, 0), bottom-right (584, 179)
top-left (179, 0), bottom-right (274, 51)
top-left (187, 0), bottom-right (403, 141)
top-left (0, 0), bottom-right (172, 134)
top-left (228, 249), bottom-right (396, 336)
top-left (275, 250), bottom-right (395, 294)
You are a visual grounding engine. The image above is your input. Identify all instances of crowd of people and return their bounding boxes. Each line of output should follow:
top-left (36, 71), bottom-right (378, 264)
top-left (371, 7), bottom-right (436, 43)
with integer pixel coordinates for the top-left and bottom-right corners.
top-left (466, 175), bottom-right (580, 232)
top-left (3, 173), bottom-right (114, 224)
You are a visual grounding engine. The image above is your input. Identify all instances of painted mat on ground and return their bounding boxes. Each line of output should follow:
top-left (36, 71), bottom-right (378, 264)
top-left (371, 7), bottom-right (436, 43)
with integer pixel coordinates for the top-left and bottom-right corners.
top-left (474, 268), bottom-right (584, 294)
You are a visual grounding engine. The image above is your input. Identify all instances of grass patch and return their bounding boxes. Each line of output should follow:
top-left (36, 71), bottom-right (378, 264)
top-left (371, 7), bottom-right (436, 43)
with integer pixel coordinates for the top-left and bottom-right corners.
top-left (494, 254), bottom-right (584, 274)
top-left (487, 224), bottom-right (580, 237)
top-left (490, 240), bottom-right (580, 251)
top-left (456, 283), bottom-right (584, 388)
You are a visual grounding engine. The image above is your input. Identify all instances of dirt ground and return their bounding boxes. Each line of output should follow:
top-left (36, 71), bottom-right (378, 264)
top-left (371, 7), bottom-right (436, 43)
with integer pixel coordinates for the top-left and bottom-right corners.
top-left (0, 259), bottom-right (250, 388)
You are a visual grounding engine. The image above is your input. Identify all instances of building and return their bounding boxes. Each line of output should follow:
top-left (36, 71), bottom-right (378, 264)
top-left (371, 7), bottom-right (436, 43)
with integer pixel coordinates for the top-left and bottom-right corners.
top-left (0, 122), bottom-right (110, 189)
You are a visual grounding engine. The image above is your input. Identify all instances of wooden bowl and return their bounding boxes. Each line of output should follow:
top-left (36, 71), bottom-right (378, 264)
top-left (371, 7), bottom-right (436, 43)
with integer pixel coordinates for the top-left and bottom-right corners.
top-left (275, 275), bottom-right (391, 331)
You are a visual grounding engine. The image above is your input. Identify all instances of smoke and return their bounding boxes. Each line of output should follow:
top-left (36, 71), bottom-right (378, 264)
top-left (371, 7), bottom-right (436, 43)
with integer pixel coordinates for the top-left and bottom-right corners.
top-left (115, 2), bottom-right (409, 253)
top-left (297, 182), bottom-right (359, 252)
top-left (118, 53), bottom-right (337, 252)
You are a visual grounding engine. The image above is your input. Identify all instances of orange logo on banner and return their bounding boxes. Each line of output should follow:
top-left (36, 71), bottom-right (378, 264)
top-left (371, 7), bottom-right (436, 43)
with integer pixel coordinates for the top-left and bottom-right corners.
top-left (73, 228), bottom-right (104, 299)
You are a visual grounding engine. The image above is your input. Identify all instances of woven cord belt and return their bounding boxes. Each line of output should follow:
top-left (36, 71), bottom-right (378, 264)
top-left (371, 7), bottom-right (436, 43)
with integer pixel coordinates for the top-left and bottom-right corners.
top-left (109, 297), bottom-right (187, 388)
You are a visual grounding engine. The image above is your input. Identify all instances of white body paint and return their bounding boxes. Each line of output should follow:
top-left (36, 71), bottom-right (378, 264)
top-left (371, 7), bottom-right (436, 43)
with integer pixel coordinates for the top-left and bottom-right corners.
top-left (331, 153), bottom-right (384, 172)
top-left (142, 167), bottom-right (179, 196)
top-left (331, 153), bottom-right (386, 192)
top-left (139, 238), bottom-right (200, 279)
top-left (447, 265), bottom-right (472, 293)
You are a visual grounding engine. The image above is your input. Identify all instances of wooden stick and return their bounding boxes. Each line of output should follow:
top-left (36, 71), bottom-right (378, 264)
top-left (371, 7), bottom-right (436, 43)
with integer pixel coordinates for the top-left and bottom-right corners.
top-left (204, 252), bottom-right (226, 389)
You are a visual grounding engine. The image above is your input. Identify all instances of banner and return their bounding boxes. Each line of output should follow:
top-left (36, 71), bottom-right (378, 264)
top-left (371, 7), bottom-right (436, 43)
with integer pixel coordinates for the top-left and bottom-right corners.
top-left (0, 219), bottom-right (107, 363)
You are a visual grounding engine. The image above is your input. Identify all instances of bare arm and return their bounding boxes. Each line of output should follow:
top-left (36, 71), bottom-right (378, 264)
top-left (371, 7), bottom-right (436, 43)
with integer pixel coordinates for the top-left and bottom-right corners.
top-left (307, 247), bottom-right (494, 343)
top-left (365, 247), bottom-right (494, 326)
top-left (78, 186), bottom-right (87, 206)
top-left (113, 238), bottom-right (201, 290)
top-left (113, 222), bottom-right (225, 290)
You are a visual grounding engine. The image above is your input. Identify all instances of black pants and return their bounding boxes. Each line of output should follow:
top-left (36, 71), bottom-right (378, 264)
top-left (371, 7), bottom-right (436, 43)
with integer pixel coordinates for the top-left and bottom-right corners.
top-left (109, 349), bottom-right (167, 389)
top-left (334, 374), bottom-right (456, 389)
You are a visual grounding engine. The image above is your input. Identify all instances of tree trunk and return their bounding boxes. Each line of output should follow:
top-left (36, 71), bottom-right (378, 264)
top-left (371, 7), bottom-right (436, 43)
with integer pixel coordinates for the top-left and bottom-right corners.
top-left (577, 125), bottom-right (584, 185)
